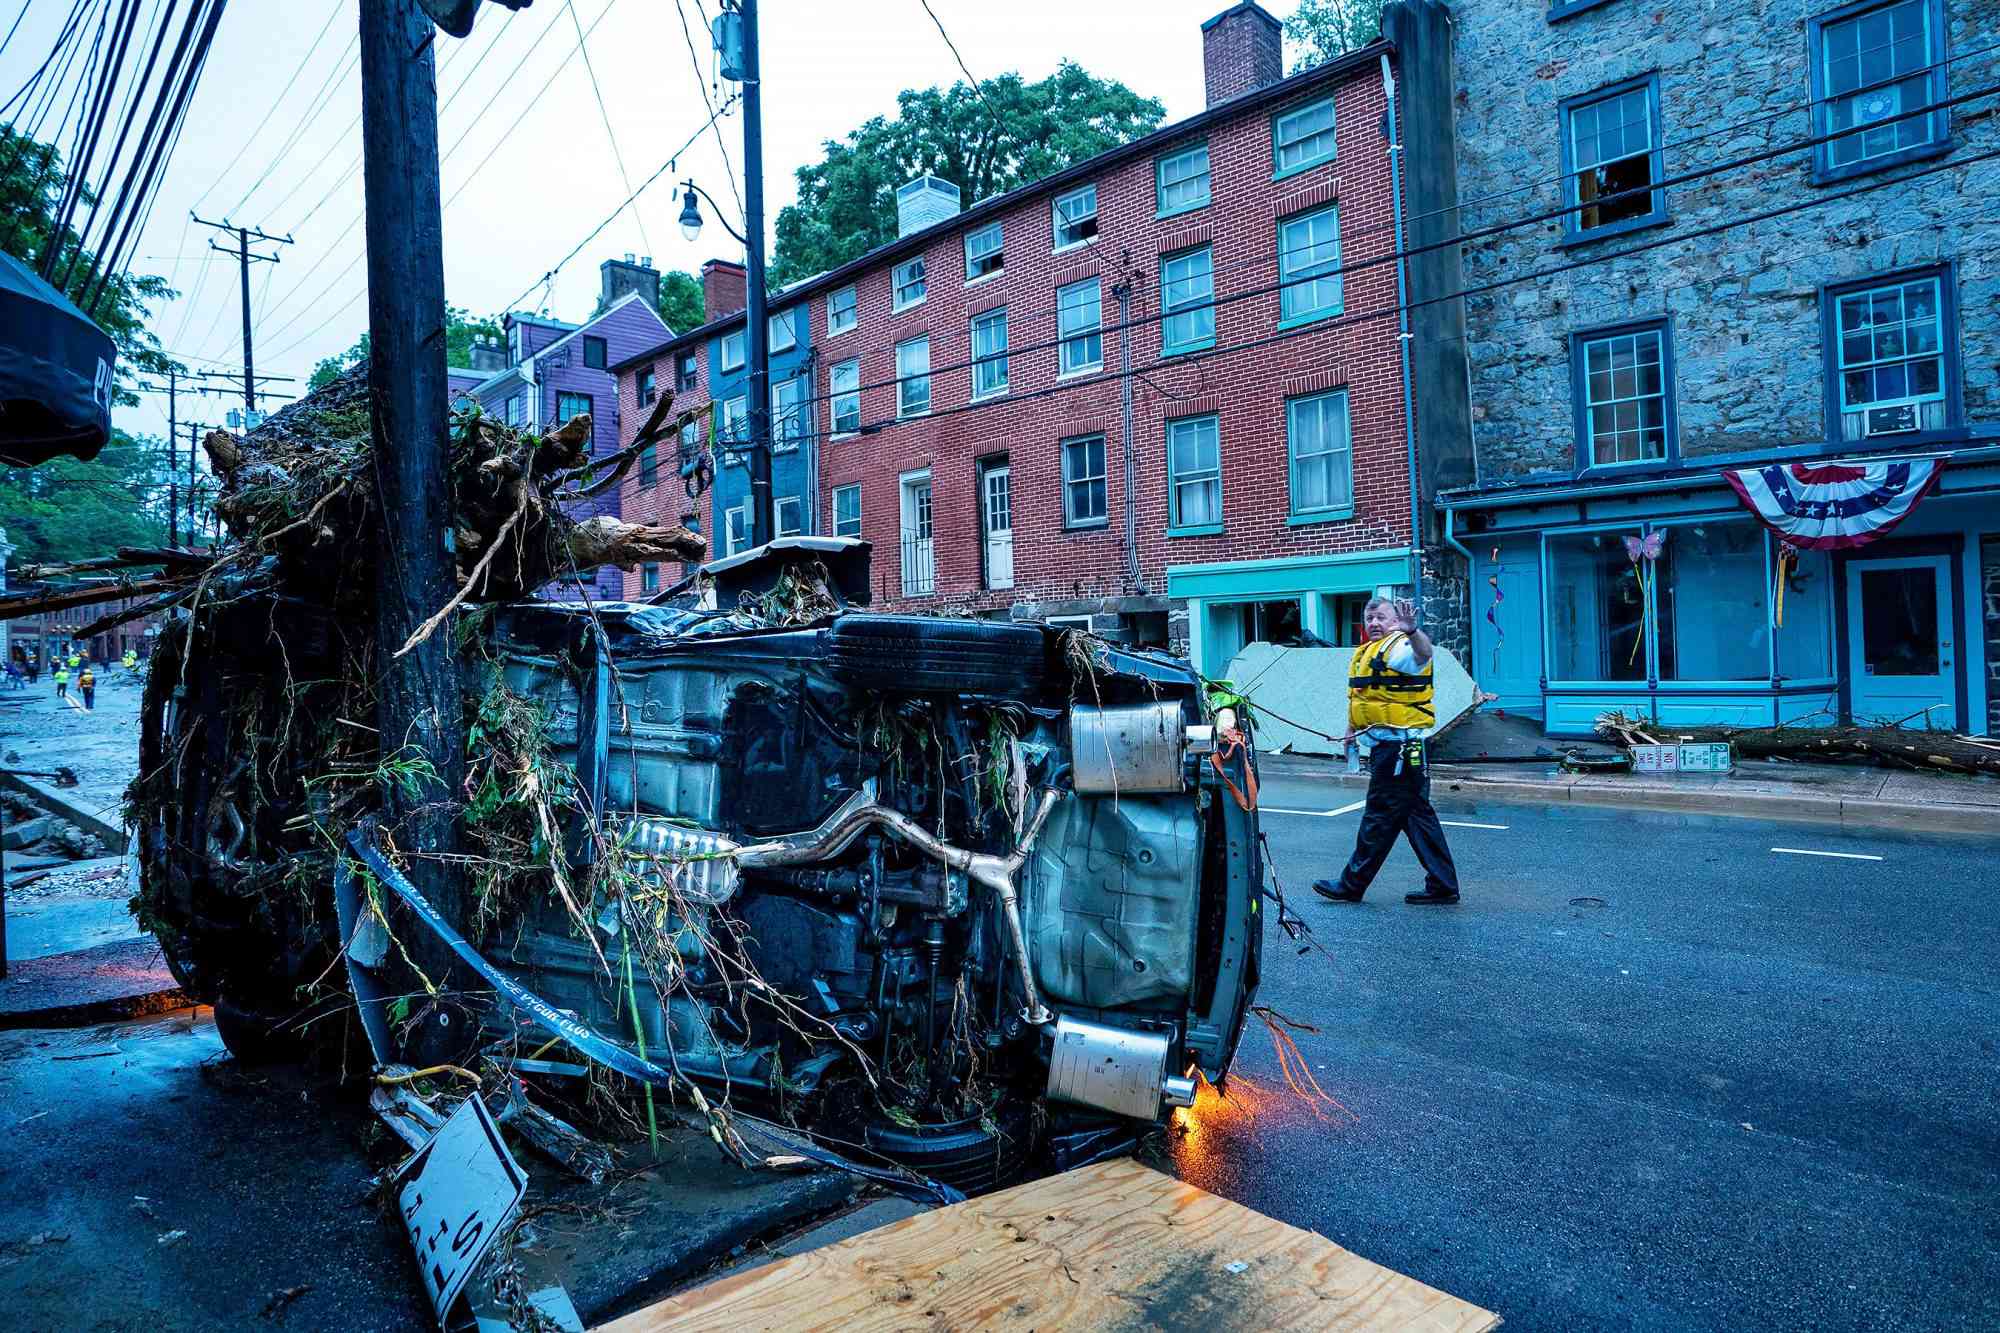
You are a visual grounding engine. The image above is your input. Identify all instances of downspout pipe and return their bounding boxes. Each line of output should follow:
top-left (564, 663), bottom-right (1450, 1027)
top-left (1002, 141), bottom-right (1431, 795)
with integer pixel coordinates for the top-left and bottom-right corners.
top-left (1381, 51), bottom-right (1424, 608)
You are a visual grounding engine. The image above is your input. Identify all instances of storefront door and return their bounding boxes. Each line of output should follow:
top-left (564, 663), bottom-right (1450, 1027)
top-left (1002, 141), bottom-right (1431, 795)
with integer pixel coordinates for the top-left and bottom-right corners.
top-left (1845, 554), bottom-right (1956, 729)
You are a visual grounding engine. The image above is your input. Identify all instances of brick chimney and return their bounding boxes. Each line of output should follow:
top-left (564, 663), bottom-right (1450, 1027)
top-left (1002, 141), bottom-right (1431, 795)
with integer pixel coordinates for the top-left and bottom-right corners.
top-left (1202, 2), bottom-right (1283, 108)
top-left (701, 259), bottom-right (747, 321)
top-left (600, 253), bottom-right (660, 313)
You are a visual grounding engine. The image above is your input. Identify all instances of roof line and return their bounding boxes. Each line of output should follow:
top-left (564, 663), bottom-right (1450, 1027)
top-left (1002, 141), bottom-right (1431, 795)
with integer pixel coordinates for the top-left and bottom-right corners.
top-left (609, 39), bottom-right (1391, 375)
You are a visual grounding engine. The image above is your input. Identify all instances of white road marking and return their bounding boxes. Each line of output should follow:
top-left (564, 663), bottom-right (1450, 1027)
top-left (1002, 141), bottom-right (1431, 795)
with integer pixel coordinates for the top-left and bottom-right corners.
top-left (1440, 820), bottom-right (1509, 830)
top-left (1262, 801), bottom-right (1368, 818)
top-left (1771, 847), bottom-right (1884, 862)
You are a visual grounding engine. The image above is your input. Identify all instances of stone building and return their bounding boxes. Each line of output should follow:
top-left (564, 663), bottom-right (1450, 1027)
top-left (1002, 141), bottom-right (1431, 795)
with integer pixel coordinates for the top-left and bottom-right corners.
top-left (1416, 0), bottom-right (2000, 735)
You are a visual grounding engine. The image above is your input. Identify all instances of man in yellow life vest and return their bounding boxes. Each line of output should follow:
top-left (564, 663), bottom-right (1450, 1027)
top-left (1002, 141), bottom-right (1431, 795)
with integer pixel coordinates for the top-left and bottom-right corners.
top-left (1314, 596), bottom-right (1461, 906)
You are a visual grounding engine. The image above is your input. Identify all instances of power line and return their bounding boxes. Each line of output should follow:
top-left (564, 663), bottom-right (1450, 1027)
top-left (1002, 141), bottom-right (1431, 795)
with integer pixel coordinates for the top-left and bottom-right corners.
top-left (917, 0), bottom-right (1010, 132)
top-left (813, 140), bottom-right (2000, 446)
top-left (186, 0), bottom-right (344, 214)
top-left (763, 74), bottom-right (2000, 417)
top-left (564, 0), bottom-right (651, 255)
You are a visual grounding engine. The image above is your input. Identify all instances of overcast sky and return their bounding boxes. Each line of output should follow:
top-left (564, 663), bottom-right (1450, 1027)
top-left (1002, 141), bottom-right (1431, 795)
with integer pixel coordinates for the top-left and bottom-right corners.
top-left (1, 0), bottom-right (1314, 443)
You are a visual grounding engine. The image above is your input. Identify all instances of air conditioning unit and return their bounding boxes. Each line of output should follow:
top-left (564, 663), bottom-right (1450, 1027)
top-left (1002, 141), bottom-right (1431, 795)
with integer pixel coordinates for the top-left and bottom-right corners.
top-left (1862, 401), bottom-right (1920, 436)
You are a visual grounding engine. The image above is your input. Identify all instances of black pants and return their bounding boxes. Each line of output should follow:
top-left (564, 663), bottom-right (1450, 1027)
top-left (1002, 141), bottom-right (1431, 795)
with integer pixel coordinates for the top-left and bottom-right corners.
top-left (81, 686), bottom-right (94, 710)
top-left (1339, 740), bottom-right (1461, 896)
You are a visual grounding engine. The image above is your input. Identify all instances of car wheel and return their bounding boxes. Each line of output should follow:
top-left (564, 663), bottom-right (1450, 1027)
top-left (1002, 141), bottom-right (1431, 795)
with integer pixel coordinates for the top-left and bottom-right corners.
top-left (861, 1100), bottom-right (1035, 1194)
top-left (827, 615), bottom-right (1048, 696)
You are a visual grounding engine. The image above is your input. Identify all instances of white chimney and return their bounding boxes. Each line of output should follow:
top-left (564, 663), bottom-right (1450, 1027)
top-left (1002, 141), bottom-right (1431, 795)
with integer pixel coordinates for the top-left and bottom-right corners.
top-left (896, 175), bottom-right (961, 239)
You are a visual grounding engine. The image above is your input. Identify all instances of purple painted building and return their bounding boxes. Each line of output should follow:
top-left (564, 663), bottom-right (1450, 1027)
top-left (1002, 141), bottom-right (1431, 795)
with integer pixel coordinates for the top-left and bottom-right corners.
top-left (451, 257), bottom-right (673, 600)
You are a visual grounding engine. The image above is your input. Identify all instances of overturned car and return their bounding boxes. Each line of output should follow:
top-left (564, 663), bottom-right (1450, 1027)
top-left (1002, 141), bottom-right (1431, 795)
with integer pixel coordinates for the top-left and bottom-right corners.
top-left (135, 536), bottom-right (1261, 1191)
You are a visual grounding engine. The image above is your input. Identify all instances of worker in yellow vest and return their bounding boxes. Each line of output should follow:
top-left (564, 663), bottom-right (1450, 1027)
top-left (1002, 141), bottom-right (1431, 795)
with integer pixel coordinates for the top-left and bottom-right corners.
top-left (53, 664), bottom-right (70, 700)
top-left (122, 649), bottom-right (138, 672)
top-left (1314, 596), bottom-right (1461, 906)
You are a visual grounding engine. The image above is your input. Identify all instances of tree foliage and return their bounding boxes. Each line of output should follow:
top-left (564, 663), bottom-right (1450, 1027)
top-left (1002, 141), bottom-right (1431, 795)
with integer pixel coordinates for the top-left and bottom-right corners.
top-left (1284, 0), bottom-right (1382, 72)
top-left (656, 270), bottom-right (705, 335)
top-left (770, 63), bottom-right (1166, 285)
top-left (308, 306), bottom-right (505, 390)
top-left (0, 434), bottom-right (175, 566)
top-left (0, 126), bottom-right (177, 405)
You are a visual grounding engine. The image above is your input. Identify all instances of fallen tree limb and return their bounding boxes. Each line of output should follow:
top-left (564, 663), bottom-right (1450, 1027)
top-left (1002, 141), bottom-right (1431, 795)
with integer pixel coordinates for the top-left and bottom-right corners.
top-left (14, 547), bottom-right (209, 580)
top-left (1596, 710), bottom-right (2000, 777)
top-left (73, 583), bottom-right (201, 638)
top-left (0, 575), bottom-right (190, 620)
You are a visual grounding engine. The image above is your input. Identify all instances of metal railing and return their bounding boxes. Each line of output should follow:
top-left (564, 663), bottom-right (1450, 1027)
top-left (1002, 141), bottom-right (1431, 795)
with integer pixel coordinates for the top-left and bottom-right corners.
top-left (900, 535), bottom-right (935, 597)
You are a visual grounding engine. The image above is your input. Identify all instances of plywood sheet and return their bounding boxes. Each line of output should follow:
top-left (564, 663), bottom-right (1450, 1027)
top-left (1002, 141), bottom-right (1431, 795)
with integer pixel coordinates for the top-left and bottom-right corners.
top-left (600, 1157), bottom-right (1498, 1332)
top-left (1225, 643), bottom-right (1480, 758)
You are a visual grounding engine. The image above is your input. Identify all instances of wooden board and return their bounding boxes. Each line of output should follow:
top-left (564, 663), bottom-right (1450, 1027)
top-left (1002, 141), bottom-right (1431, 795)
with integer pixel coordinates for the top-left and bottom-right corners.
top-left (599, 1157), bottom-right (1499, 1332)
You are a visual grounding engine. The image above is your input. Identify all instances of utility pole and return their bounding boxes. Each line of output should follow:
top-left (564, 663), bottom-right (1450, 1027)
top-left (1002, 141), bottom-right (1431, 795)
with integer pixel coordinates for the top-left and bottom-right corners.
top-left (190, 215), bottom-right (294, 416)
top-left (358, 0), bottom-right (467, 1043)
top-left (737, 0), bottom-right (772, 548)
top-left (136, 368), bottom-right (181, 544)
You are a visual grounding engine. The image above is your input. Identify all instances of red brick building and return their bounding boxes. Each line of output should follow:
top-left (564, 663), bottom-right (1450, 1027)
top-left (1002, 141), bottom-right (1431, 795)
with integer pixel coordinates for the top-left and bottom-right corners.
top-left (614, 3), bottom-right (1458, 675)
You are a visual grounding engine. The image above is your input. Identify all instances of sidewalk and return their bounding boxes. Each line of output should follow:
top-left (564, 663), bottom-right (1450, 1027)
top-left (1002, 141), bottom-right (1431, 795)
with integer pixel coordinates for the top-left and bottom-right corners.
top-left (1260, 752), bottom-right (2000, 835)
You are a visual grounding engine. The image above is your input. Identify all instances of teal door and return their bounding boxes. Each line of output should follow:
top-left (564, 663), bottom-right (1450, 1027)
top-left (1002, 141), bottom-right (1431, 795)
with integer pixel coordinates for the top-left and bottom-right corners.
top-left (1476, 543), bottom-right (1543, 715)
top-left (1845, 554), bottom-right (1956, 729)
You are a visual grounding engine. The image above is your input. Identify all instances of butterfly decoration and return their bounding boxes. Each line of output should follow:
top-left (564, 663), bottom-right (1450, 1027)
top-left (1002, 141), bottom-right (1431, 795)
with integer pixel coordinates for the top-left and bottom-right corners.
top-left (1623, 530), bottom-right (1666, 667)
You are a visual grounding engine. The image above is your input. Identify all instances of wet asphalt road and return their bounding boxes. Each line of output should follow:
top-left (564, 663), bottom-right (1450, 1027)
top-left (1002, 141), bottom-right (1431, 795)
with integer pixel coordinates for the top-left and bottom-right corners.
top-left (1167, 777), bottom-right (2000, 1332)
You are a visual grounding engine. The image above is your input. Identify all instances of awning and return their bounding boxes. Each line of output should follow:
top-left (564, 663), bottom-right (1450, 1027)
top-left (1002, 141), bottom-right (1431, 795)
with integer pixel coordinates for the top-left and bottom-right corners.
top-left (0, 251), bottom-right (117, 467)
top-left (1720, 456), bottom-right (1946, 550)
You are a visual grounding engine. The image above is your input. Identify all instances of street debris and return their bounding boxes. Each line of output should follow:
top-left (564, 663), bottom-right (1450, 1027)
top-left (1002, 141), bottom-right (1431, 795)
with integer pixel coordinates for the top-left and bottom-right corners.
top-left (1596, 709), bottom-right (2000, 777)
top-left (110, 368), bottom-right (1263, 1326)
top-left (156, 1228), bottom-right (188, 1247)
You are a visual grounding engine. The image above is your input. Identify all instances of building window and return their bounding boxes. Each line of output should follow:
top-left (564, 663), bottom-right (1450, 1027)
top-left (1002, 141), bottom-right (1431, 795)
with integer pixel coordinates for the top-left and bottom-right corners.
top-left (1547, 0), bottom-right (1617, 19)
top-left (769, 309), bottom-right (797, 354)
top-left (971, 307), bottom-right (1008, 399)
top-left (893, 257), bottom-right (927, 311)
top-left (1167, 414), bottom-right (1221, 531)
top-left (1287, 389), bottom-right (1352, 517)
top-left (725, 504), bottom-right (748, 555)
top-left (1561, 75), bottom-right (1664, 238)
top-left (1155, 144), bottom-right (1211, 217)
top-left (1279, 205), bottom-right (1342, 326)
top-left (896, 336), bottom-right (931, 417)
top-left (1062, 433), bottom-right (1107, 528)
top-left (641, 562), bottom-right (660, 594)
top-left (1273, 95), bottom-right (1336, 178)
top-left (771, 376), bottom-right (805, 449)
top-left (720, 330), bottom-right (745, 372)
top-left (832, 484), bottom-right (862, 538)
top-left (677, 350), bottom-right (698, 389)
top-left (638, 367), bottom-right (657, 406)
top-left (1052, 185), bottom-right (1098, 249)
top-left (1057, 278), bottom-right (1102, 376)
top-left (721, 394), bottom-right (747, 443)
top-left (1653, 521), bottom-right (1770, 682)
top-left (1161, 246), bottom-right (1215, 354)
top-left (1574, 323), bottom-right (1672, 467)
top-left (1826, 269), bottom-right (1951, 441)
top-left (582, 335), bottom-right (607, 370)
top-left (556, 390), bottom-right (593, 424)
top-left (679, 416), bottom-right (702, 462)
top-left (775, 496), bottom-right (802, 537)
top-left (1546, 531), bottom-right (1647, 682)
top-left (639, 443), bottom-right (658, 488)
top-left (830, 358), bottom-right (860, 435)
top-left (964, 223), bottom-right (1003, 281)
top-left (1811, 0), bottom-right (1945, 180)
top-left (504, 393), bottom-right (522, 426)
top-left (826, 284), bottom-right (857, 336)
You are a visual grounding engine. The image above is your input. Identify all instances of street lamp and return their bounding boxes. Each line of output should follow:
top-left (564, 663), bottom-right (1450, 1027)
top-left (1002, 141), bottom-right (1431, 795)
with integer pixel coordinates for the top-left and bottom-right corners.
top-left (676, 180), bottom-right (747, 246)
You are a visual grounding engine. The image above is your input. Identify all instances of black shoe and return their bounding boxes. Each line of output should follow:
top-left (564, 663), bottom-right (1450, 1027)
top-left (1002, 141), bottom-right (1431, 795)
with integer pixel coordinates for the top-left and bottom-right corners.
top-left (1313, 880), bottom-right (1365, 903)
top-left (1404, 889), bottom-right (1460, 905)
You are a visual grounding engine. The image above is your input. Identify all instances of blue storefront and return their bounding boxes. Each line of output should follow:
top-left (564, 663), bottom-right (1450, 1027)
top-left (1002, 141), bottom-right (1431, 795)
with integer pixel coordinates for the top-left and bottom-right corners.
top-left (1443, 448), bottom-right (2000, 738)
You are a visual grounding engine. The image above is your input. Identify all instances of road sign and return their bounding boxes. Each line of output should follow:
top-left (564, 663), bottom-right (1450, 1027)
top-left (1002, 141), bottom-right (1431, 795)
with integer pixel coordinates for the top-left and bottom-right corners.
top-left (395, 1095), bottom-right (528, 1329)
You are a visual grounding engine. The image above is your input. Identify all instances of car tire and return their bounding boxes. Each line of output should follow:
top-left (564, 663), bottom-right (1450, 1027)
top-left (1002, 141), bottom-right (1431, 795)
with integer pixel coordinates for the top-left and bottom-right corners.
top-left (827, 615), bottom-right (1048, 696)
top-left (861, 1100), bottom-right (1035, 1194)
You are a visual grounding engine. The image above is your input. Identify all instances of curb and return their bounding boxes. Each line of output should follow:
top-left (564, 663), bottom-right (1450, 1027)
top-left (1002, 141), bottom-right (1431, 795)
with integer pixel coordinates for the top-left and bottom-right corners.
top-left (1257, 758), bottom-right (2000, 837)
top-left (0, 772), bottom-right (127, 850)
top-left (0, 937), bottom-right (189, 1029)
